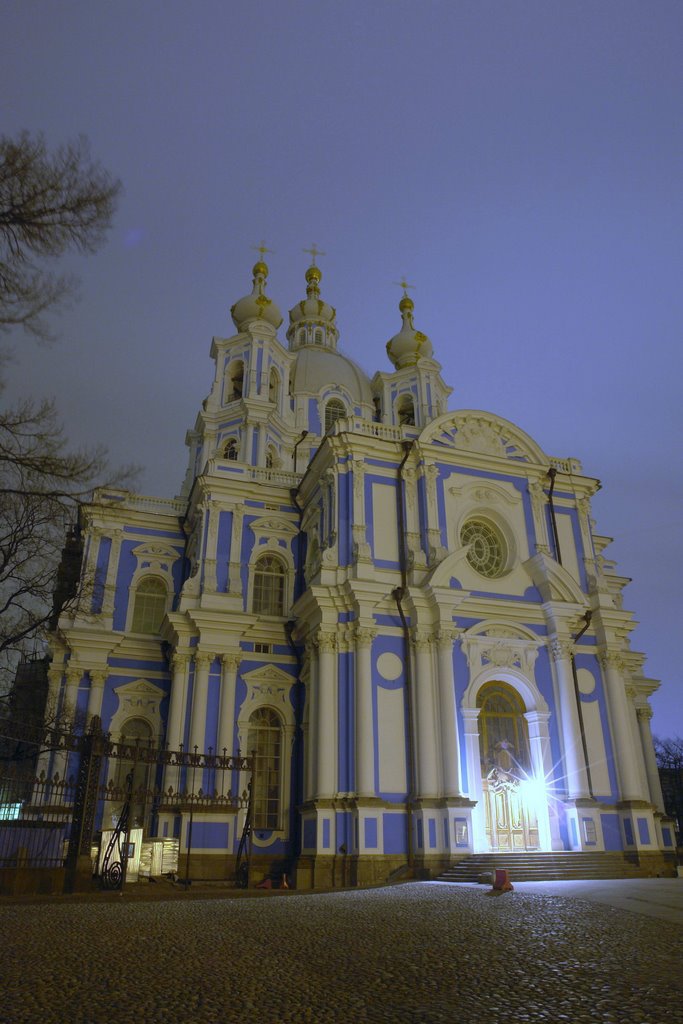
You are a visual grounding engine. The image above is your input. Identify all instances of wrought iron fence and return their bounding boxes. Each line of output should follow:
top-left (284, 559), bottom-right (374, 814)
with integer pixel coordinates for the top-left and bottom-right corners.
top-left (0, 717), bottom-right (253, 891)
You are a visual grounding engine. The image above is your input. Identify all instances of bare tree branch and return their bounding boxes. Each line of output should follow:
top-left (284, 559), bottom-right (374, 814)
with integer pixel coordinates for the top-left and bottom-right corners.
top-left (0, 132), bottom-right (121, 340)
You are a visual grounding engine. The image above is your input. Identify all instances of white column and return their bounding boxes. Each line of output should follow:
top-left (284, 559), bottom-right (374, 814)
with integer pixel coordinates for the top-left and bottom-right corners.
top-left (462, 708), bottom-right (485, 848)
top-left (164, 652), bottom-right (189, 793)
top-left (626, 686), bottom-right (651, 799)
top-left (304, 640), bottom-right (317, 802)
top-left (64, 667), bottom-right (82, 728)
top-left (355, 627), bottom-right (376, 797)
top-left (86, 671), bottom-right (106, 726)
top-left (403, 466), bottom-right (426, 569)
top-left (203, 507), bottom-right (219, 593)
top-left (217, 654), bottom-right (241, 757)
top-left (525, 710), bottom-right (553, 850)
top-left (37, 667), bottom-right (65, 786)
top-left (228, 504), bottom-right (245, 594)
top-left (189, 652), bottom-right (211, 756)
top-left (436, 629), bottom-right (461, 798)
top-left (245, 423), bottom-right (255, 464)
top-left (528, 481), bottom-right (551, 555)
top-left (637, 705), bottom-right (665, 812)
top-left (550, 638), bottom-right (591, 799)
top-left (316, 629), bottom-right (337, 799)
top-left (412, 631), bottom-right (439, 797)
top-left (420, 463), bottom-right (445, 563)
top-left (256, 424), bottom-right (265, 466)
top-left (599, 650), bottom-right (647, 801)
top-left (101, 528), bottom-right (123, 619)
top-left (351, 461), bottom-right (371, 563)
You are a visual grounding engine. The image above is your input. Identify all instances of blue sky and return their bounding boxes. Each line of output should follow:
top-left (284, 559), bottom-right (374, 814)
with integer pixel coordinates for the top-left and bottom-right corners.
top-left (2, 0), bottom-right (682, 736)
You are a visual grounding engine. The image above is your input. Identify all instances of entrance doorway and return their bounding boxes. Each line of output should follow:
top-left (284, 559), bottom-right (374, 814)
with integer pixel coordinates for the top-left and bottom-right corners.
top-left (477, 682), bottom-right (540, 851)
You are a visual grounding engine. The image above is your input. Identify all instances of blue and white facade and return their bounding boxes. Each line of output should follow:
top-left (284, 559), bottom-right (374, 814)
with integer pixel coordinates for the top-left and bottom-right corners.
top-left (48, 258), bottom-right (674, 883)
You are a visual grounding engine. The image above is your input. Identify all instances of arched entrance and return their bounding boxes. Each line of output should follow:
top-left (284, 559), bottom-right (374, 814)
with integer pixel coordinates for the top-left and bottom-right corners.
top-left (113, 717), bottom-right (154, 832)
top-left (477, 681), bottom-right (540, 851)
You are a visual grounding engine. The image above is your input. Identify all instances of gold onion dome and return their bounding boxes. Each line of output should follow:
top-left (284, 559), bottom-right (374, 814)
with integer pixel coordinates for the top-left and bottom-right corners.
top-left (386, 291), bottom-right (433, 368)
top-left (230, 260), bottom-right (283, 331)
top-left (288, 263), bottom-right (337, 325)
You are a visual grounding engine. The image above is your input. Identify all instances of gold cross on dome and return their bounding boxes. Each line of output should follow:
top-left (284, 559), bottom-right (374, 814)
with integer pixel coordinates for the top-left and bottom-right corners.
top-left (252, 240), bottom-right (275, 259)
top-left (303, 243), bottom-right (326, 265)
top-left (394, 276), bottom-right (415, 296)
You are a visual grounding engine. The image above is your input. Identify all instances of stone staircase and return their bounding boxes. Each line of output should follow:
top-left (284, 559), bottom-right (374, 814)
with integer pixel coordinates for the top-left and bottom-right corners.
top-left (437, 851), bottom-right (650, 883)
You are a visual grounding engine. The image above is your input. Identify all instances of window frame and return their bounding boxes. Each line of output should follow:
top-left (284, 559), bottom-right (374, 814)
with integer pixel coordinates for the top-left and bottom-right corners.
top-left (130, 575), bottom-right (168, 635)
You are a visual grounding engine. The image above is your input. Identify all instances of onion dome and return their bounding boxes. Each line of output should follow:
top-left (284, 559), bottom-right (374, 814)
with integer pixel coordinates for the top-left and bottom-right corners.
top-left (287, 262), bottom-right (339, 351)
top-left (230, 260), bottom-right (283, 331)
top-left (386, 293), bottom-right (433, 368)
top-left (288, 264), bottom-right (337, 327)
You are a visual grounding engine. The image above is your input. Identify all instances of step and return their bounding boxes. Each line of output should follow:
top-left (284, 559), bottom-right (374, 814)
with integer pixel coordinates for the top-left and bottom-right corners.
top-left (437, 852), bottom-right (647, 883)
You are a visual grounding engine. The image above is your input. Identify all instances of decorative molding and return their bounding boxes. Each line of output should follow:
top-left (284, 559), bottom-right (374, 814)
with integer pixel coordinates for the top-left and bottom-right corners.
top-left (354, 626), bottom-right (376, 648)
top-left (316, 629), bottom-right (338, 653)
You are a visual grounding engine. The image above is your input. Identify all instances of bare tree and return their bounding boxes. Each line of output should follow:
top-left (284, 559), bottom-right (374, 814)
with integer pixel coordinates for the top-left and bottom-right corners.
top-left (0, 395), bottom-right (136, 694)
top-left (0, 132), bottom-right (132, 698)
top-left (0, 132), bottom-right (121, 339)
top-left (654, 736), bottom-right (683, 841)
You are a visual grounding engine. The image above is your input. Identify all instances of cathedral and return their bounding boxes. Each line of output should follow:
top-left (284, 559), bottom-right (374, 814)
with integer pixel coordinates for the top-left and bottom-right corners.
top-left (46, 254), bottom-right (675, 885)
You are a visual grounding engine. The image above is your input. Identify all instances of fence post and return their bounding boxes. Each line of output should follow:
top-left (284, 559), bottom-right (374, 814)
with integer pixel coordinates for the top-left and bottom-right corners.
top-left (64, 717), bottom-right (104, 893)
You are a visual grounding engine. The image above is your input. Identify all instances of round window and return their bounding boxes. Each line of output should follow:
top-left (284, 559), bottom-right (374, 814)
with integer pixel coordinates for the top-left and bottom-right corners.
top-left (460, 519), bottom-right (507, 578)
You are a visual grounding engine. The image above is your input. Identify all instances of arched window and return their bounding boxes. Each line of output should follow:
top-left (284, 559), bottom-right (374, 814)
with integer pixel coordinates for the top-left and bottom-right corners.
top-left (223, 438), bottom-right (239, 461)
top-left (324, 398), bottom-right (346, 434)
top-left (314, 328), bottom-right (323, 345)
top-left (269, 367), bottom-right (280, 405)
top-left (131, 576), bottom-right (167, 634)
top-left (247, 707), bottom-right (282, 830)
top-left (397, 394), bottom-right (415, 426)
top-left (253, 554), bottom-right (286, 616)
top-left (227, 360), bottom-right (244, 401)
top-left (477, 682), bottom-right (531, 776)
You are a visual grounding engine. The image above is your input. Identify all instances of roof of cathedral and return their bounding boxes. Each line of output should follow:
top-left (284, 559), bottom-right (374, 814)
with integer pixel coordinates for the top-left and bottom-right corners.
top-left (386, 292), bottom-right (433, 368)
top-left (230, 260), bottom-right (283, 331)
top-left (291, 344), bottom-right (373, 405)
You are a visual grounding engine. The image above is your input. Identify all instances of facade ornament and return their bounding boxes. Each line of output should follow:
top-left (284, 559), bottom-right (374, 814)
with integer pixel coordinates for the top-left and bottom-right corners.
top-left (221, 653), bottom-right (242, 672)
top-left (194, 651), bottom-right (212, 671)
top-left (481, 641), bottom-right (522, 670)
top-left (549, 636), bottom-right (574, 662)
top-left (636, 705), bottom-right (653, 721)
top-left (316, 629), bottom-right (337, 653)
top-left (354, 626), bottom-right (376, 648)
top-left (171, 651), bottom-right (189, 674)
top-left (436, 627), bottom-right (459, 649)
top-left (598, 649), bottom-right (626, 673)
top-left (411, 629), bottom-right (433, 652)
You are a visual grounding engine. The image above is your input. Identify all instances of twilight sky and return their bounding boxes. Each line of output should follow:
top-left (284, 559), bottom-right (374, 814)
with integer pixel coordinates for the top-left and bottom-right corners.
top-left (2, 1), bottom-right (682, 737)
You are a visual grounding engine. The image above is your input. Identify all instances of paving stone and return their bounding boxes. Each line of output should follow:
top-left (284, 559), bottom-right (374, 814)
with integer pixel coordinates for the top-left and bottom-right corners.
top-left (1, 884), bottom-right (682, 1023)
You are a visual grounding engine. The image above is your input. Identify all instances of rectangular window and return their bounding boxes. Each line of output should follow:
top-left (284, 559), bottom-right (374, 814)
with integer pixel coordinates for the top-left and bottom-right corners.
top-left (254, 642), bottom-right (271, 654)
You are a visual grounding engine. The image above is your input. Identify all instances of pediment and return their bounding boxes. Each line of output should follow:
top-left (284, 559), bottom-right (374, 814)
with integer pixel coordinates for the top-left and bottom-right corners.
top-left (523, 552), bottom-right (586, 604)
top-left (249, 516), bottom-right (298, 537)
top-left (131, 542), bottom-right (183, 569)
top-left (241, 664), bottom-right (295, 687)
top-left (113, 678), bottom-right (166, 699)
top-left (419, 410), bottom-right (547, 464)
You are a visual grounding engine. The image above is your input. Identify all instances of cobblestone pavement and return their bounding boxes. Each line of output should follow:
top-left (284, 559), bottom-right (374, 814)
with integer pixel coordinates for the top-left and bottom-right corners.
top-left (2, 883), bottom-right (682, 1024)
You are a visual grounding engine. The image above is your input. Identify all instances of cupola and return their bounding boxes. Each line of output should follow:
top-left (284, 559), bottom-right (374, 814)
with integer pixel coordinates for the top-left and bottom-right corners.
top-left (386, 292), bottom-right (433, 369)
top-left (230, 260), bottom-right (283, 331)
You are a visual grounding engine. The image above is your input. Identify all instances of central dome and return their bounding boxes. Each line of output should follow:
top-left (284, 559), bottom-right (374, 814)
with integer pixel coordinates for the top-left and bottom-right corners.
top-left (291, 345), bottom-right (373, 406)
